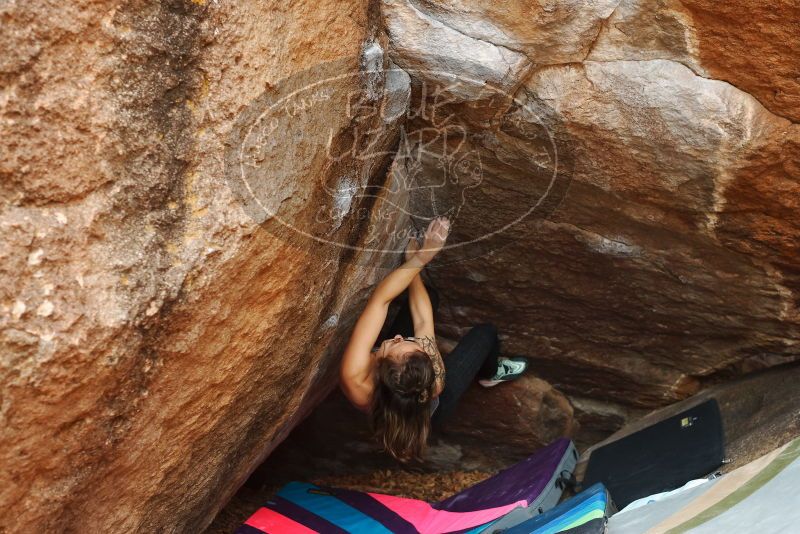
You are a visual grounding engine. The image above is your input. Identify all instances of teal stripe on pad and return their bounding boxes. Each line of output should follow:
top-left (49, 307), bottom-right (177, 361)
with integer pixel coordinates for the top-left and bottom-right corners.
top-left (278, 482), bottom-right (394, 534)
top-left (530, 492), bottom-right (607, 534)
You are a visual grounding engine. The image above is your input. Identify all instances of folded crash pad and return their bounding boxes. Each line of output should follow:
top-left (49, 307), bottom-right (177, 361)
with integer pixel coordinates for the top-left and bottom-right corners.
top-left (236, 438), bottom-right (577, 534)
top-left (490, 483), bottom-right (613, 534)
top-left (582, 399), bottom-right (724, 508)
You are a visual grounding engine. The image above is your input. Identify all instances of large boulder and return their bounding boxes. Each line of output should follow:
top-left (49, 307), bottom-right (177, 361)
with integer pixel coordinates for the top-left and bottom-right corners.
top-left (1, 1), bottom-right (411, 531)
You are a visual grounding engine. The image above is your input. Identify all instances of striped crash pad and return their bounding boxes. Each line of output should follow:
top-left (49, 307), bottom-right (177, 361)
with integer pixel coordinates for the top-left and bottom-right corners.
top-left (608, 435), bottom-right (800, 533)
top-left (493, 483), bottom-right (613, 534)
top-left (236, 438), bottom-right (577, 534)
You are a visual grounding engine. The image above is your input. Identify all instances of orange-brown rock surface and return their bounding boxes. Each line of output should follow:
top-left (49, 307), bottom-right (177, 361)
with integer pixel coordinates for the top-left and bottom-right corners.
top-left (383, 0), bottom-right (800, 416)
top-left (589, 0), bottom-right (800, 122)
top-left (2, 0), bottom-right (799, 532)
top-left (1, 1), bottom-right (410, 532)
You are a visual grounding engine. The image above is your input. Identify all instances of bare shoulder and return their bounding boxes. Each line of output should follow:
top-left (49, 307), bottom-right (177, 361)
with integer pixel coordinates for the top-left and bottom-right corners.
top-left (340, 375), bottom-right (373, 413)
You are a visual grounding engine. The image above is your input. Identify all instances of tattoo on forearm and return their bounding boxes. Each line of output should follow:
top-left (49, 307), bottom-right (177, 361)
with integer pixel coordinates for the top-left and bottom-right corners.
top-left (418, 335), bottom-right (445, 389)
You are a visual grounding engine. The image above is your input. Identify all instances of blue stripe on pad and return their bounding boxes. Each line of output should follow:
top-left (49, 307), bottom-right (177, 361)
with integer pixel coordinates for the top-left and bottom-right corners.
top-left (505, 483), bottom-right (608, 534)
top-left (277, 482), bottom-right (395, 534)
top-left (529, 492), bottom-right (606, 534)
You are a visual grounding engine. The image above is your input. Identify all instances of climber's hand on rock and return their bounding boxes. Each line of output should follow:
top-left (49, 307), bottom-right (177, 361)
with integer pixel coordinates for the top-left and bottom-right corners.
top-left (416, 216), bottom-right (450, 264)
top-left (405, 236), bottom-right (421, 262)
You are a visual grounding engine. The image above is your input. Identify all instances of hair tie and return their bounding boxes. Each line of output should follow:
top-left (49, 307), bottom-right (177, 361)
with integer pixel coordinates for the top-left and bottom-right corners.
top-left (417, 390), bottom-right (429, 404)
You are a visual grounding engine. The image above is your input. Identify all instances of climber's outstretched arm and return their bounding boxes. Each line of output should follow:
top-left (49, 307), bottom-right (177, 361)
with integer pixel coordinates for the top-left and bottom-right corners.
top-left (406, 243), bottom-right (435, 339)
top-left (340, 217), bottom-right (450, 411)
top-left (340, 256), bottom-right (426, 411)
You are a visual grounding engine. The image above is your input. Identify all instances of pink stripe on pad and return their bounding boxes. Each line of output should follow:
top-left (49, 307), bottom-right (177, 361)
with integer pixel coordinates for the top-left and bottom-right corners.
top-left (244, 507), bottom-right (317, 534)
top-left (369, 492), bottom-right (526, 533)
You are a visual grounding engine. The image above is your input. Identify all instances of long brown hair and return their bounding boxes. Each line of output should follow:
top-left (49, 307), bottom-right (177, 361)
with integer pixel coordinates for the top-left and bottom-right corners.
top-left (371, 350), bottom-right (435, 462)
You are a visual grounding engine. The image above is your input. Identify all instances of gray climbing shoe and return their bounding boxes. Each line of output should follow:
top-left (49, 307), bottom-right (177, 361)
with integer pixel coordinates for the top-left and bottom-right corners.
top-left (479, 357), bottom-right (529, 388)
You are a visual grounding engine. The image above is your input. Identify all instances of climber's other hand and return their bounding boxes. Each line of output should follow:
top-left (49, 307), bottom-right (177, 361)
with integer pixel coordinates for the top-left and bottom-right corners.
top-left (417, 216), bottom-right (450, 264)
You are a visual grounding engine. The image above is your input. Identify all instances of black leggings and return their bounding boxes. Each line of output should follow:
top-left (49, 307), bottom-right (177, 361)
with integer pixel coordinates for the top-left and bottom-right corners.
top-left (384, 287), bottom-right (500, 426)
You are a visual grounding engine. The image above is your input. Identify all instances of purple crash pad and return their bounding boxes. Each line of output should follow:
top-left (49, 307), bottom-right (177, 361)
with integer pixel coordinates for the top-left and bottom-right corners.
top-left (436, 438), bottom-right (574, 512)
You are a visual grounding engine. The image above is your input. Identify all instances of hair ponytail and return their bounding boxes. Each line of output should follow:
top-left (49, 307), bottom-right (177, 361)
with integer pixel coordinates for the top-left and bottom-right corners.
top-left (371, 351), bottom-right (435, 462)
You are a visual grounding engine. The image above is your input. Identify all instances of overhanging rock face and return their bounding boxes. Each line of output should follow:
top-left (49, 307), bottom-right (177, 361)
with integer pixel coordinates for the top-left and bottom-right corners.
top-left (381, 0), bottom-right (800, 410)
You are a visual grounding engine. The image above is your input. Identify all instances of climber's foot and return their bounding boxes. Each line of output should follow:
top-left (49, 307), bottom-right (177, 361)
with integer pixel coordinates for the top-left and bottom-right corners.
top-left (479, 357), bottom-right (529, 388)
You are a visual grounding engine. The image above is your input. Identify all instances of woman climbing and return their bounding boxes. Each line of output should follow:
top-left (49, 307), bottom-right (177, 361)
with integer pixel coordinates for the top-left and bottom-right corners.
top-left (339, 216), bottom-right (528, 461)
